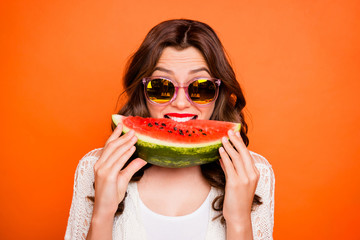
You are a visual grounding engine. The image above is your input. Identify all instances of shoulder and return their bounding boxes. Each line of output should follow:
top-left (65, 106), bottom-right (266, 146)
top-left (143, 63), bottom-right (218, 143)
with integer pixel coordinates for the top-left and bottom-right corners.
top-left (74, 148), bottom-right (104, 177)
top-left (70, 148), bottom-right (104, 198)
top-left (249, 151), bottom-right (272, 169)
top-left (81, 148), bottom-right (104, 159)
top-left (249, 151), bottom-right (275, 189)
top-left (78, 147), bottom-right (103, 166)
top-left (249, 150), bottom-right (275, 178)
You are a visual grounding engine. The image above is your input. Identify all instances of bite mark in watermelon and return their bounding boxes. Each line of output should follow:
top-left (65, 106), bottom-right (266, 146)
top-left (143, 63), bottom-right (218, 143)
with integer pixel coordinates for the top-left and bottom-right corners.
top-left (112, 114), bottom-right (241, 168)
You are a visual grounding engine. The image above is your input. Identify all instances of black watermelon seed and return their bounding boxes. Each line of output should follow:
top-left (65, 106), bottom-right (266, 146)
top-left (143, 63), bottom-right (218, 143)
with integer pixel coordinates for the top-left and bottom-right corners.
top-left (168, 130), bottom-right (172, 133)
top-left (186, 130), bottom-right (189, 133)
top-left (179, 132), bottom-right (184, 135)
top-left (192, 130), bottom-right (195, 133)
top-left (148, 123), bottom-right (153, 127)
top-left (174, 127), bottom-right (177, 131)
top-left (161, 123), bottom-right (166, 126)
top-left (188, 134), bottom-right (192, 136)
top-left (199, 129), bottom-right (203, 132)
top-left (179, 129), bottom-right (183, 134)
top-left (202, 133), bottom-right (207, 136)
top-left (159, 127), bottom-right (164, 129)
top-left (155, 122), bottom-right (159, 126)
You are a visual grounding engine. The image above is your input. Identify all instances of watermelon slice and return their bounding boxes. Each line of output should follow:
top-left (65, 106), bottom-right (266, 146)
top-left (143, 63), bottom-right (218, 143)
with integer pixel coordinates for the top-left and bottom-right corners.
top-left (112, 114), bottom-right (241, 168)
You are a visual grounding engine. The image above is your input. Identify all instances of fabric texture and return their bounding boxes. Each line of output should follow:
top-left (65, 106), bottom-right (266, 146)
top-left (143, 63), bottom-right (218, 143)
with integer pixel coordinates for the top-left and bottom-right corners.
top-left (65, 148), bottom-right (275, 240)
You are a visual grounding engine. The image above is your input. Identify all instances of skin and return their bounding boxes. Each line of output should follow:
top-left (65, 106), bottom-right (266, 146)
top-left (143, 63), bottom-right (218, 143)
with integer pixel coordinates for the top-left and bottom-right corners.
top-left (86, 47), bottom-right (260, 240)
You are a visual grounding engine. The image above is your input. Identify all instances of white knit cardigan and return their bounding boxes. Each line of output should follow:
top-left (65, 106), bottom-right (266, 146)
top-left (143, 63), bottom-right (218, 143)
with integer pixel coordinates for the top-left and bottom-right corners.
top-left (65, 148), bottom-right (275, 240)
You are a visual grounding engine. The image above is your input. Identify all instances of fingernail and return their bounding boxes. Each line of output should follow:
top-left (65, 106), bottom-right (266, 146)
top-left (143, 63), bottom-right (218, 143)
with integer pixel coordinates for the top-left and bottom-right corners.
top-left (236, 131), bottom-right (241, 137)
top-left (219, 147), bottom-right (225, 153)
top-left (228, 130), bottom-right (234, 136)
top-left (222, 136), bottom-right (228, 142)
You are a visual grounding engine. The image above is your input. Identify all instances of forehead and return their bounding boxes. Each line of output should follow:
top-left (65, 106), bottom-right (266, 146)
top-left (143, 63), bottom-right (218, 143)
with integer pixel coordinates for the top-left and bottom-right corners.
top-left (155, 47), bottom-right (208, 68)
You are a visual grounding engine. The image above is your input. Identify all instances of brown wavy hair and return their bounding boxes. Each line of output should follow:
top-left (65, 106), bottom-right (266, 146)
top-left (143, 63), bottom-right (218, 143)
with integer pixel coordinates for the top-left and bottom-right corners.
top-left (89, 19), bottom-right (261, 224)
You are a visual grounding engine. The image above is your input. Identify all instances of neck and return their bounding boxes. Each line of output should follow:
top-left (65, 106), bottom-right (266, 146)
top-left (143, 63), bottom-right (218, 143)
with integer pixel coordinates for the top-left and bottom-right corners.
top-left (137, 164), bottom-right (212, 216)
top-left (141, 165), bottom-right (207, 187)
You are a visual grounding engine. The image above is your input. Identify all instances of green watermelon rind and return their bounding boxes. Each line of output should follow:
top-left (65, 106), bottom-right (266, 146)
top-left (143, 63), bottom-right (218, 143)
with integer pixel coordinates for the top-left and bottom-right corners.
top-left (135, 139), bottom-right (222, 168)
top-left (112, 114), bottom-right (241, 168)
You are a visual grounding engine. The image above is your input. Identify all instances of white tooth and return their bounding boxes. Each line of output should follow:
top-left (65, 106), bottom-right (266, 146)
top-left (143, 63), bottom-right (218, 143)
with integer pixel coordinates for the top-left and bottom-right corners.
top-left (168, 116), bottom-right (194, 122)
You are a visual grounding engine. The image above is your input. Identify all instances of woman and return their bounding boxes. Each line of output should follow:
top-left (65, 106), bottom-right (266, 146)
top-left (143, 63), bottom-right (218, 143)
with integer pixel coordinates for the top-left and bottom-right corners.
top-left (65, 19), bottom-right (275, 240)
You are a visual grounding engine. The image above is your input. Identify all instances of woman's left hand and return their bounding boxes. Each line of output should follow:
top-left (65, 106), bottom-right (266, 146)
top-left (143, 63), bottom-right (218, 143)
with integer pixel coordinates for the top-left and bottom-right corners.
top-left (219, 130), bottom-right (260, 225)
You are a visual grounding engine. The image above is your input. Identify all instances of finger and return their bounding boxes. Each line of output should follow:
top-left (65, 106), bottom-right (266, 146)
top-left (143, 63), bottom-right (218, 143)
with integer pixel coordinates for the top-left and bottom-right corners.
top-left (95, 130), bottom-right (135, 169)
top-left (120, 158), bottom-right (147, 183)
top-left (231, 131), bottom-right (257, 173)
top-left (219, 146), bottom-right (236, 179)
top-left (218, 158), bottom-right (226, 178)
top-left (101, 135), bottom-right (138, 170)
top-left (108, 145), bottom-right (137, 178)
top-left (222, 136), bottom-right (247, 177)
top-left (106, 123), bottom-right (124, 144)
top-left (105, 128), bottom-right (134, 149)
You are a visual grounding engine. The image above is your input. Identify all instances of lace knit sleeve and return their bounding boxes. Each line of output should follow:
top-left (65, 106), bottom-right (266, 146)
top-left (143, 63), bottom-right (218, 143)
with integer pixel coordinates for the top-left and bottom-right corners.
top-left (250, 151), bottom-right (275, 240)
top-left (65, 148), bottom-right (102, 240)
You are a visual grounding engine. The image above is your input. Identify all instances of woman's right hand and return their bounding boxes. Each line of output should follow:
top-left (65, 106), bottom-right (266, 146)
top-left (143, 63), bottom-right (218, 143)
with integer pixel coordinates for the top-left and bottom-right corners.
top-left (92, 123), bottom-right (147, 219)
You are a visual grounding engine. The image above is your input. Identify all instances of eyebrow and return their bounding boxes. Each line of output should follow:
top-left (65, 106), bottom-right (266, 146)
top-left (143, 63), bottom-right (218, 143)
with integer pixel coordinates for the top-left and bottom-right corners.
top-left (153, 67), bottom-right (211, 75)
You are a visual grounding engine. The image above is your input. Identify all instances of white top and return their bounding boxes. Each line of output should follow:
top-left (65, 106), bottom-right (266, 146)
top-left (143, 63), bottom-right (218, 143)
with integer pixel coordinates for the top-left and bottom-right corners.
top-left (138, 183), bottom-right (211, 240)
top-left (65, 148), bottom-right (275, 240)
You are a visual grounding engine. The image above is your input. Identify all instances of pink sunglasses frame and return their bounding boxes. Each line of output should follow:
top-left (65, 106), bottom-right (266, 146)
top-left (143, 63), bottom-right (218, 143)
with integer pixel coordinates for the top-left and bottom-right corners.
top-left (142, 76), bottom-right (221, 106)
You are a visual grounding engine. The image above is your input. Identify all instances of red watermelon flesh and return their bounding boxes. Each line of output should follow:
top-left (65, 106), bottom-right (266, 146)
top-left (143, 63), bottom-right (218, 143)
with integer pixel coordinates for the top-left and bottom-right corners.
top-left (121, 116), bottom-right (238, 144)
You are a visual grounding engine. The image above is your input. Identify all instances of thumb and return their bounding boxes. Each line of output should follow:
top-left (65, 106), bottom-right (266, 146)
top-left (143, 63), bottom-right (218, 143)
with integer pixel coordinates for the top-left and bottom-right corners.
top-left (121, 158), bottom-right (147, 183)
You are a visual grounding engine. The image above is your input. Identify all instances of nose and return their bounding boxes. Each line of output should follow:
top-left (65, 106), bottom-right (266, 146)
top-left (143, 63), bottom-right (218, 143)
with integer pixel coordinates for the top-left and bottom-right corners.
top-left (170, 87), bottom-right (192, 109)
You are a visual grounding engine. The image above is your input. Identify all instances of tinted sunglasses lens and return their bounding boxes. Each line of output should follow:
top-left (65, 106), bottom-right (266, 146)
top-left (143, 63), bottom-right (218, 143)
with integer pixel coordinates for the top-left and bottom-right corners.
top-left (146, 78), bottom-right (175, 104)
top-left (188, 79), bottom-right (217, 104)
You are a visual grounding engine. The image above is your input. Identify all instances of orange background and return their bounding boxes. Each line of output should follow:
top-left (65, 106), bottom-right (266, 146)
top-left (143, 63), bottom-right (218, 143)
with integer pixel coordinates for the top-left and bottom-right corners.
top-left (1, 0), bottom-right (360, 239)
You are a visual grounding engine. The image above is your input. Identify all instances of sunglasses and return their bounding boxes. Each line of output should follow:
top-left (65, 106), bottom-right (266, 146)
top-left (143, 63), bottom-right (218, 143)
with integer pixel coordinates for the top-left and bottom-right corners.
top-left (142, 77), bottom-right (221, 106)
